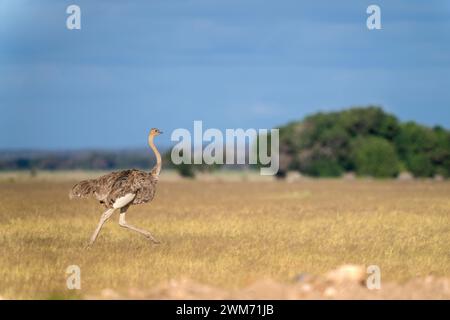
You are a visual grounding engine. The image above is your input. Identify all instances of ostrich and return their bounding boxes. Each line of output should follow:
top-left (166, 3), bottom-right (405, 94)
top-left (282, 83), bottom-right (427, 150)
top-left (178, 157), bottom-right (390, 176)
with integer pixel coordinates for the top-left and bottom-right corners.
top-left (69, 128), bottom-right (163, 247)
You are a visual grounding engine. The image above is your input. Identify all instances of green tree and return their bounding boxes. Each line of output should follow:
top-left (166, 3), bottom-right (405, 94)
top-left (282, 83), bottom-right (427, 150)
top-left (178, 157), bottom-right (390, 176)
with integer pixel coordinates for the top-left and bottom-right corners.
top-left (406, 154), bottom-right (434, 177)
top-left (395, 122), bottom-right (439, 177)
top-left (352, 136), bottom-right (400, 177)
top-left (338, 106), bottom-right (400, 139)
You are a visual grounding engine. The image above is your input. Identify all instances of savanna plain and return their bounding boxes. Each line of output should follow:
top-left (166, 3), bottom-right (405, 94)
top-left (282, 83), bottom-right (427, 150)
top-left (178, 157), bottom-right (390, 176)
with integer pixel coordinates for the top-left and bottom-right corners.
top-left (0, 171), bottom-right (449, 299)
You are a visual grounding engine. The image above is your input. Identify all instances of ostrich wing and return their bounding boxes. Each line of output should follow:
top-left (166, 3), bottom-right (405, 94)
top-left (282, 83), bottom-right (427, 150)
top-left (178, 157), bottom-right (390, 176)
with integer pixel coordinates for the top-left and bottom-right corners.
top-left (98, 169), bottom-right (157, 207)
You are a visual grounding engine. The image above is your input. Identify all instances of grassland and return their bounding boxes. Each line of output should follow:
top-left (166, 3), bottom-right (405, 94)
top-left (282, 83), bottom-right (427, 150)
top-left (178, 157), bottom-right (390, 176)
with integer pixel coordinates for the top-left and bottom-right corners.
top-left (0, 171), bottom-right (449, 299)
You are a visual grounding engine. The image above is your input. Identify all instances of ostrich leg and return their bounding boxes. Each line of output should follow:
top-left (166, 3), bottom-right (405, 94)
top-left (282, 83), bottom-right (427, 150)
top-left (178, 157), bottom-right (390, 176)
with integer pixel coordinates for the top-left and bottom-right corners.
top-left (118, 207), bottom-right (160, 244)
top-left (87, 208), bottom-right (115, 248)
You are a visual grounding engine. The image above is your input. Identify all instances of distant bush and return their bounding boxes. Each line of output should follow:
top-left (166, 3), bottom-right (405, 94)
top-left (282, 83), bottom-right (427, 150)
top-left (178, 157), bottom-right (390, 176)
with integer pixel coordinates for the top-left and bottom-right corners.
top-left (406, 154), bottom-right (434, 177)
top-left (395, 122), bottom-right (450, 177)
top-left (352, 136), bottom-right (400, 177)
top-left (304, 158), bottom-right (343, 177)
top-left (176, 163), bottom-right (196, 178)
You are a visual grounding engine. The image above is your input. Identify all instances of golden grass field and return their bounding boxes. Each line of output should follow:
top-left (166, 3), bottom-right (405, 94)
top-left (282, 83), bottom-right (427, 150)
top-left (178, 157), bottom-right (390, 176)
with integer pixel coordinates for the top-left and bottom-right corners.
top-left (0, 171), bottom-right (449, 299)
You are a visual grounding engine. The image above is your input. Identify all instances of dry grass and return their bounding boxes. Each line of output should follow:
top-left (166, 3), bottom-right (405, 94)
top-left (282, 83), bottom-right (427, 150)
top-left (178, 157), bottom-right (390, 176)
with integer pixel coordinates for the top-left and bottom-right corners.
top-left (0, 172), bottom-right (449, 299)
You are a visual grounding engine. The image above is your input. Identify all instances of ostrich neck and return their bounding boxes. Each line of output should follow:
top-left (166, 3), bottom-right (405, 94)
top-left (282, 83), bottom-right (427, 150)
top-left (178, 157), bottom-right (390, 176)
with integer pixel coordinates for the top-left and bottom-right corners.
top-left (148, 135), bottom-right (162, 176)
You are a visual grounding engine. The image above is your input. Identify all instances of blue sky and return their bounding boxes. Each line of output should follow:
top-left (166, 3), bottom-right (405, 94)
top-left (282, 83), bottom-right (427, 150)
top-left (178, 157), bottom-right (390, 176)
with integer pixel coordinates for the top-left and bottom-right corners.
top-left (1, 0), bottom-right (449, 149)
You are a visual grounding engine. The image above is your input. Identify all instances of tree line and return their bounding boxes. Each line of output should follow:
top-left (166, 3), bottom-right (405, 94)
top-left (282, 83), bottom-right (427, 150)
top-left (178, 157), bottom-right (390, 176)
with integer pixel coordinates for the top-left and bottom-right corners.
top-left (276, 106), bottom-right (450, 178)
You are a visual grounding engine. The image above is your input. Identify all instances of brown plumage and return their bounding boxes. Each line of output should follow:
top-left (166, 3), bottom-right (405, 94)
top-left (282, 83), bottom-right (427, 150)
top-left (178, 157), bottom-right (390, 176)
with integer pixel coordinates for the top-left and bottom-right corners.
top-left (70, 128), bottom-right (163, 247)
top-left (69, 169), bottom-right (158, 208)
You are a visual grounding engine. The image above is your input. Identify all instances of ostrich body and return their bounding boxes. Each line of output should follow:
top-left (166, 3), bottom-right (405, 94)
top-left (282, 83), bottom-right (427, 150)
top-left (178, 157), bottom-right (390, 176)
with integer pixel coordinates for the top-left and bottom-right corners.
top-left (69, 128), bottom-right (163, 247)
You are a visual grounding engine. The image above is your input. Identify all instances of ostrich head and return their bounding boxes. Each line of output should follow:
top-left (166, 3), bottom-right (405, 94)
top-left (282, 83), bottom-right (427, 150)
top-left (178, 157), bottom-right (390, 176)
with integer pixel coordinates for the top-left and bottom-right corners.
top-left (149, 128), bottom-right (163, 136)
